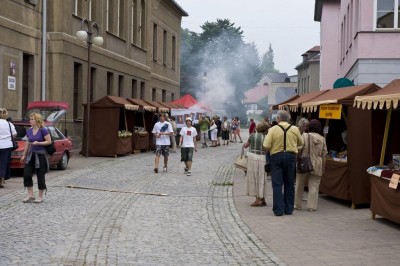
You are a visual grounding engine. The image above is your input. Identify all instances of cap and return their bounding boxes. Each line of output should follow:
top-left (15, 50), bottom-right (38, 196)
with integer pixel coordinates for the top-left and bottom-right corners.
top-left (186, 117), bottom-right (192, 122)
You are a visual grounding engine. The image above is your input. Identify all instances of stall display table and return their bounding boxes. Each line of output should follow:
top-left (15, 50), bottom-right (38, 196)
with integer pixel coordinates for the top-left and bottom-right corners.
top-left (132, 132), bottom-right (149, 151)
top-left (319, 159), bottom-right (351, 201)
top-left (116, 137), bottom-right (132, 156)
top-left (369, 169), bottom-right (400, 224)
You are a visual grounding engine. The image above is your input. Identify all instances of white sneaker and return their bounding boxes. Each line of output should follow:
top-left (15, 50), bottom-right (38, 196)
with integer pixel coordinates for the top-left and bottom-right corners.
top-left (186, 171), bottom-right (191, 176)
top-left (163, 166), bottom-right (167, 172)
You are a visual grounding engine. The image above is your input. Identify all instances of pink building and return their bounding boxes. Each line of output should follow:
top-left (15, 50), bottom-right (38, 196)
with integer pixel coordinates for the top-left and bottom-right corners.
top-left (315, 0), bottom-right (400, 88)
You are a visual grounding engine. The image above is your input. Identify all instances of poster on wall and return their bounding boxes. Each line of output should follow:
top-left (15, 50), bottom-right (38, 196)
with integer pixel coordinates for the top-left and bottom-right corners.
top-left (8, 76), bottom-right (16, 90)
top-left (8, 60), bottom-right (16, 90)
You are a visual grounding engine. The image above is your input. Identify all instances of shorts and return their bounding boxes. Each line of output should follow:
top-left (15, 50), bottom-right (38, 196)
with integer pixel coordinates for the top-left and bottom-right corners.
top-left (181, 147), bottom-right (194, 162)
top-left (155, 145), bottom-right (170, 157)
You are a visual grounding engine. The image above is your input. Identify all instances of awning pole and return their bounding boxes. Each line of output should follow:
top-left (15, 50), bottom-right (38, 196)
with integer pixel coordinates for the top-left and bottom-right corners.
top-left (379, 107), bottom-right (392, 165)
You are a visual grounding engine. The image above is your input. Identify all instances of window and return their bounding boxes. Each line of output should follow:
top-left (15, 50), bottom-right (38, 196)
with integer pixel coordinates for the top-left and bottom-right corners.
top-left (90, 67), bottom-right (96, 102)
top-left (153, 24), bottom-right (158, 61)
top-left (73, 0), bottom-right (83, 17)
top-left (118, 0), bottom-right (125, 38)
top-left (171, 93), bottom-right (175, 101)
top-left (376, 0), bottom-right (399, 29)
top-left (162, 89), bottom-right (166, 102)
top-left (172, 36), bottom-right (176, 69)
top-left (107, 72), bottom-right (114, 95)
top-left (131, 0), bottom-right (138, 45)
top-left (140, 82), bottom-right (145, 99)
top-left (73, 62), bottom-right (83, 119)
top-left (132, 79), bottom-right (138, 98)
top-left (140, 0), bottom-right (146, 47)
top-left (118, 75), bottom-right (124, 96)
top-left (163, 30), bottom-right (167, 65)
top-left (152, 88), bottom-right (157, 101)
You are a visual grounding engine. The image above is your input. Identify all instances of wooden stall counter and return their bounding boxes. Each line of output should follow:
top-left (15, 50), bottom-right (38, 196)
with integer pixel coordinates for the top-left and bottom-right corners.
top-left (370, 170), bottom-right (400, 224)
top-left (117, 137), bottom-right (132, 156)
top-left (319, 158), bottom-right (351, 201)
top-left (132, 132), bottom-right (150, 152)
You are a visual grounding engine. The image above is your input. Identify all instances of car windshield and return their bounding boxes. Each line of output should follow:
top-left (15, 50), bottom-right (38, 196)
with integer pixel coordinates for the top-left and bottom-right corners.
top-left (23, 109), bottom-right (67, 123)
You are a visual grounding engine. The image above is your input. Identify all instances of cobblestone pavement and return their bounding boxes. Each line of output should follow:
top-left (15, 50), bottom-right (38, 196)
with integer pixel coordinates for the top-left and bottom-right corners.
top-left (0, 139), bottom-right (282, 265)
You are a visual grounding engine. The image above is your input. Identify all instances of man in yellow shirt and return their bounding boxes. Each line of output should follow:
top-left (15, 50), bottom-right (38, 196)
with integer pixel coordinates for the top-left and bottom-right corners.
top-left (263, 110), bottom-right (303, 216)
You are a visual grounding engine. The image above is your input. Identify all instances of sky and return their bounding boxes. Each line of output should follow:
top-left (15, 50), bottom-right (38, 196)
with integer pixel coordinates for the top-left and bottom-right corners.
top-left (175, 0), bottom-right (320, 76)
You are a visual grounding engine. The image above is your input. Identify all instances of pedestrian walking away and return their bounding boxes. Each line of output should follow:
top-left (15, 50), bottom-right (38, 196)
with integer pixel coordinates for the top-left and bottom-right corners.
top-left (263, 110), bottom-right (303, 216)
top-left (20, 112), bottom-right (52, 203)
top-left (152, 113), bottom-right (173, 173)
top-left (295, 119), bottom-right (327, 212)
top-left (179, 117), bottom-right (198, 176)
top-left (243, 122), bottom-right (269, 207)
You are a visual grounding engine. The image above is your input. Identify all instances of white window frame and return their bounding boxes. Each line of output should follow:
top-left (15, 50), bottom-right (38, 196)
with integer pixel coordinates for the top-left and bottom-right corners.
top-left (374, 0), bottom-right (400, 30)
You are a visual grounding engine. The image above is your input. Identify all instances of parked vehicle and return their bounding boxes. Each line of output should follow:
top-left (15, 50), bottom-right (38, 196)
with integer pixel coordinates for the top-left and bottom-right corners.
top-left (10, 101), bottom-right (73, 170)
top-left (11, 124), bottom-right (73, 170)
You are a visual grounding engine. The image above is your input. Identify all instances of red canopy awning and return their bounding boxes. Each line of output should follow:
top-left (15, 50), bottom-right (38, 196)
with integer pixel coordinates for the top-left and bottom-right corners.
top-left (170, 93), bottom-right (198, 108)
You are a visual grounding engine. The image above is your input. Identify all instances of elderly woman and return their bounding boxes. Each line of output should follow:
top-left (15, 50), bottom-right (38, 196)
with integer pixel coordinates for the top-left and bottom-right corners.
top-left (0, 108), bottom-right (17, 188)
top-left (243, 122), bottom-right (270, 207)
top-left (294, 119), bottom-right (327, 212)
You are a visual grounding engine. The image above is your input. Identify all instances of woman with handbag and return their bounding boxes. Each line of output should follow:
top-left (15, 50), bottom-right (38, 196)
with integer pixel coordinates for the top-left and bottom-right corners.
top-left (20, 113), bottom-right (52, 203)
top-left (0, 108), bottom-right (17, 188)
top-left (242, 122), bottom-right (270, 207)
top-left (294, 119), bottom-right (327, 212)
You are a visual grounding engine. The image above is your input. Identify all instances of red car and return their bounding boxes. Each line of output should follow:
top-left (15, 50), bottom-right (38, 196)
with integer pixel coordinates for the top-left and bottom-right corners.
top-left (10, 101), bottom-right (73, 170)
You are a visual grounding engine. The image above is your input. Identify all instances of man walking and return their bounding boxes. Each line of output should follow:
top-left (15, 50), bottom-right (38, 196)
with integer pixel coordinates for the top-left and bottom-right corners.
top-left (179, 117), bottom-right (197, 176)
top-left (263, 110), bottom-right (303, 216)
top-left (152, 113), bottom-right (173, 173)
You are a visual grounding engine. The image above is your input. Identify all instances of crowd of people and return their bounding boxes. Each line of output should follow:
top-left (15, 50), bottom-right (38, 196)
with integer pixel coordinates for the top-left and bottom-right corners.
top-left (242, 110), bottom-right (327, 216)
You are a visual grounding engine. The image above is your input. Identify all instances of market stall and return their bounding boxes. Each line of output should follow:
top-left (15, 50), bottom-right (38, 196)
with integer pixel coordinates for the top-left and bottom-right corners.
top-left (126, 98), bottom-right (157, 152)
top-left (81, 96), bottom-right (138, 157)
top-left (354, 79), bottom-right (400, 222)
top-left (299, 83), bottom-right (381, 206)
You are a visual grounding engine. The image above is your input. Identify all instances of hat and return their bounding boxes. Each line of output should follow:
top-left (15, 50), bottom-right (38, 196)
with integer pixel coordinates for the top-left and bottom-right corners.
top-left (186, 117), bottom-right (192, 122)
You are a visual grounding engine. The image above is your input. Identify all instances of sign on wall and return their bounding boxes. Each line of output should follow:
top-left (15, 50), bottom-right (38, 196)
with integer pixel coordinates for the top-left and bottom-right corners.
top-left (8, 60), bottom-right (16, 90)
top-left (319, 104), bottom-right (342, 120)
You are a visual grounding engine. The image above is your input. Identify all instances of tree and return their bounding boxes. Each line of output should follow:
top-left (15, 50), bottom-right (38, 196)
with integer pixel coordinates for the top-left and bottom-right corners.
top-left (260, 43), bottom-right (279, 74)
top-left (180, 19), bottom-right (261, 118)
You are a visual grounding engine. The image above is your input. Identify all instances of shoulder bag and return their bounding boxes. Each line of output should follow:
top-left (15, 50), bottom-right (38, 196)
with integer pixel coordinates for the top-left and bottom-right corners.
top-left (8, 122), bottom-right (18, 151)
top-left (297, 133), bottom-right (313, 173)
top-left (234, 146), bottom-right (248, 171)
top-left (41, 128), bottom-right (55, 155)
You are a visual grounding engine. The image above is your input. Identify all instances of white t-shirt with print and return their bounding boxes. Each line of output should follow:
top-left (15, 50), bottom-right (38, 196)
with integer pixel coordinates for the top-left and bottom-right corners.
top-left (179, 126), bottom-right (198, 148)
top-left (152, 121), bottom-right (173, 145)
top-left (0, 120), bottom-right (17, 149)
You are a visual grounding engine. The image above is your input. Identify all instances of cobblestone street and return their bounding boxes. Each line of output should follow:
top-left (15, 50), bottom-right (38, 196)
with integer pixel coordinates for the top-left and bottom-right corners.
top-left (0, 138), bottom-right (281, 265)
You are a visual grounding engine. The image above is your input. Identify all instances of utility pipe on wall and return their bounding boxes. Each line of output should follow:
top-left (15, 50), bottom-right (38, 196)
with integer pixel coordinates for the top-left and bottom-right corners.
top-left (41, 0), bottom-right (47, 100)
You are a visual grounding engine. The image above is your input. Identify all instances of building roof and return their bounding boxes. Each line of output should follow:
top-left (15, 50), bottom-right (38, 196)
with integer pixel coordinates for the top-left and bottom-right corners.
top-left (275, 87), bottom-right (298, 106)
top-left (264, 73), bottom-right (290, 83)
top-left (244, 85), bottom-right (269, 103)
top-left (169, 0), bottom-right (189, 16)
top-left (301, 46), bottom-right (320, 56)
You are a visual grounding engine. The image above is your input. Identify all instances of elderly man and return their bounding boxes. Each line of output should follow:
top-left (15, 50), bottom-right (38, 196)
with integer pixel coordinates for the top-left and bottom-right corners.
top-left (263, 110), bottom-right (303, 216)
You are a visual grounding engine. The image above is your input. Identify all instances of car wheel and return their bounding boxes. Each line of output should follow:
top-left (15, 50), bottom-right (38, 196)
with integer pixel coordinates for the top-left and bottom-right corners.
top-left (57, 152), bottom-right (69, 170)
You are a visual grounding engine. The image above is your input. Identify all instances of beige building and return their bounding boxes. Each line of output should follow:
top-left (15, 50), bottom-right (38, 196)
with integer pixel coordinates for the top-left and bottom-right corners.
top-left (0, 0), bottom-right (187, 138)
top-left (295, 46), bottom-right (320, 95)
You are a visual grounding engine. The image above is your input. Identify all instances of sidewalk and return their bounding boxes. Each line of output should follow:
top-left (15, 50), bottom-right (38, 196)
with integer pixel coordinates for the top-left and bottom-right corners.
top-left (232, 148), bottom-right (400, 265)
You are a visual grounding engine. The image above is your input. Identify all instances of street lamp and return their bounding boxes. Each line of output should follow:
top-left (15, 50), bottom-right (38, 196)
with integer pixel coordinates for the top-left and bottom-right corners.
top-left (76, 19), bottom-right (104, 157)
top-left (202, 71), bottom-right (208, 98)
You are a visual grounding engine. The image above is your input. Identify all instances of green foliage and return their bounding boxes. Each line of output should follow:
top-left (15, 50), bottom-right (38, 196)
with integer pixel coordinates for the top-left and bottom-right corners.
top-left (260, 43), bottom-right (279, 74)
top-left (180, 19), bottom-right (261, 115)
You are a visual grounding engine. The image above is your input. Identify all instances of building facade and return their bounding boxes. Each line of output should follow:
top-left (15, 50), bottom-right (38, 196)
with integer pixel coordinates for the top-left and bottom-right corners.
top-left (315, 0), bottom-right (400, 88)
top-left (295, 46), bottom-right (320, 94)
top-left (0, 0), bottom-right (187, 138)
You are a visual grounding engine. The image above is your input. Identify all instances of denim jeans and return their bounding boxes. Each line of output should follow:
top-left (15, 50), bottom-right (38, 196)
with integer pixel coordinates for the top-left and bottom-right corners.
top-left (270, 152), bottom-right (296, 215)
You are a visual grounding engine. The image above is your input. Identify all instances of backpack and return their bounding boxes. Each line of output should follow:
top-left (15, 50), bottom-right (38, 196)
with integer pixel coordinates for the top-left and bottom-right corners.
top-left (41, 128), bottom-right (55, 155)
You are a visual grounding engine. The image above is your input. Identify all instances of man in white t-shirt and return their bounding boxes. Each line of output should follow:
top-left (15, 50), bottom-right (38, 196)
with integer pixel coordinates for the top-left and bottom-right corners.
top-left (152, 113), bottom-right (173, 173)
top-left (179, 117), bottom-right (197, 176)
